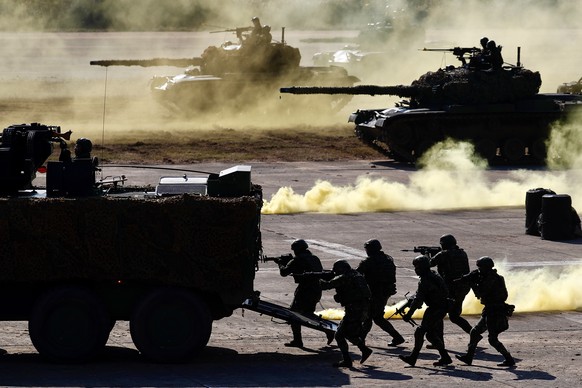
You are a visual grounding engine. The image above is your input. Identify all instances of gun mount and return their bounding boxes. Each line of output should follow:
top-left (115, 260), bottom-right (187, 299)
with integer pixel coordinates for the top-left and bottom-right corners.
top-left (281, 47), bottom-right (582, 165)
top-left (90, 19), bottom-right (360, 115)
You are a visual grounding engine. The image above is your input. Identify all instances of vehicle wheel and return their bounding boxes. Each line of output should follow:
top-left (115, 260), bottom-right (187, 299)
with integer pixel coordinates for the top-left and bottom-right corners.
top-left (501, 138), bottom-right (525, 162)
top-left (28, 286), bottom-right (111, 363)
top-left (130, 287), bottom-right (212, 363)
top-left (530, 137), bottom-right (547, 161)
top-left (475, 138), bottom-right (498, 162)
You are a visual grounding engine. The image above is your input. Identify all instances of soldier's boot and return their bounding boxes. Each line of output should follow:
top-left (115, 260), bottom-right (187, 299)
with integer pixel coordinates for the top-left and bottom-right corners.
top-left (494, 343), bottom-right (516, 367)
top-left (333, 350), bottom-right (353, 368)
top-left (357, 342), bottom-right (373, 364)
top-left (434, 348), bottom-right (453, 366)
top-left (455, 341), bottom-right (478, 366)
top-left (285, 324), bottom-right (303, 348)
top-left (378, 319), bottom-right (405, 346)
top-left (399, 353), bottom-right (418, 367)
top-left (325, 330), bottom-right (335, 346)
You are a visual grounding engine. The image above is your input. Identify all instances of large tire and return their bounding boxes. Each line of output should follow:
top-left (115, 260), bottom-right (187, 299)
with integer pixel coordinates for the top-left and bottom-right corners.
top-left (130, 287), bottom-right (212, 363)
top-left (28, 286), bottom-right (111, 363)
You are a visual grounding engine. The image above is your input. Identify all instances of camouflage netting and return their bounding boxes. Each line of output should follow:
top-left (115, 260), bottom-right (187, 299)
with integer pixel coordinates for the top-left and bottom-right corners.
top-left (0, 193), bottom-right (262, 303)
top-left (411, 67), bottom-right (542, 106)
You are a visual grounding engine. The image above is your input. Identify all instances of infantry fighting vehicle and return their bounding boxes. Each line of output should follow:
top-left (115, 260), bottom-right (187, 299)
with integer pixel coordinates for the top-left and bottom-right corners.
top-left (0, 123), bottom-right (336, 363)
top-left (91, 20), bottom-right (359, 115)
top-left (282, 47), bottom-right (582, 164)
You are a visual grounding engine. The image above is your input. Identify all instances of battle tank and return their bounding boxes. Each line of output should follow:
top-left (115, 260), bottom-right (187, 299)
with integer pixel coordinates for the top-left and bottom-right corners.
top-left (557, 77), bottom-right (582, 94)
top-left (282, 47), bottom-right (582, 164)
top-left (91, 20), bottom-right (359, 115)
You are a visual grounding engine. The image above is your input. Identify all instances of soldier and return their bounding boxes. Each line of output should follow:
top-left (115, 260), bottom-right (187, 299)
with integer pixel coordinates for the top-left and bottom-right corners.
top-left (399, 255), bottom-right (453, 367)
top-left (320, 260), bottom-right (373, 368)
top-left (278, 239), bottom-right (323, 348)
top-left (430, 234), bottom-right (473, 334)
top-left (455, 257), bottom-right (516, 367)
top-left (484, 40), bottom-right (503, 70)
top-left (74, 138), bottom-right (93, 159)
top-left (357, 239), bottom-right (405, 346)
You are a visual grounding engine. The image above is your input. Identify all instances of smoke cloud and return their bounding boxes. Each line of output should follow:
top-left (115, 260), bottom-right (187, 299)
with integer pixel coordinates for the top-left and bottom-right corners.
top-left (320, 262), bottom-right (582, 320)
top-left (262, 135), bottom-right (582, 214)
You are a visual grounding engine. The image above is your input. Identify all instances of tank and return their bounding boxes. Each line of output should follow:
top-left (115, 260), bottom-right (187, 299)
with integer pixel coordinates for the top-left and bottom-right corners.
top-left (281, 50), bottom-right (582, 164)
top-left (91, 19), bottom-right (360, 115)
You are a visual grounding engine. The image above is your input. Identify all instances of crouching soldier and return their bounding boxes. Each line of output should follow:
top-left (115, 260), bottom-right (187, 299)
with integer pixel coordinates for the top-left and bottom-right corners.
top-left (455, 256), bottom-right (516, 367)
top-left (319, 260), bottom-right (373, 368)
top-left (399, 255), bottom-right (453, 367)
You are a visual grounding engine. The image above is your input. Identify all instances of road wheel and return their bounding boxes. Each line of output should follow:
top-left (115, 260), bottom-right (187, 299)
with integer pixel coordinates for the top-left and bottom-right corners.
top-left (530, 137), bottom-right (547, 162)
top-left (29, 286), bottom-right (111, 363)
top-left (130, 287), bottom-right (212, 363)
top-left (501, 138), bottom-right (525, 162)
top-left (475, 138), bottom-right (498, 162)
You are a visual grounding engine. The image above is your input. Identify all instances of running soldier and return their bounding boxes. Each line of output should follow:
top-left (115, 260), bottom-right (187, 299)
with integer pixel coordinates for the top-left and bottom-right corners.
top-left (399, 255), bottom-right (453, 367)
top-left (455, 256), bottom-right (516, 367)
top-left (278, 239), bottom-right (323, 348)
top-left (320, 260), bottom-right (373, 368)
top-left (357, 239), bottom-right (405, 346)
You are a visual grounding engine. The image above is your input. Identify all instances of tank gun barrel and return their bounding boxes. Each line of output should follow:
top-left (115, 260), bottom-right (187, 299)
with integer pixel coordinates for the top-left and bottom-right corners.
top-left (90, 58), bottom-right (203, 68)
top-left (280, 85), bottom-right (419, 98)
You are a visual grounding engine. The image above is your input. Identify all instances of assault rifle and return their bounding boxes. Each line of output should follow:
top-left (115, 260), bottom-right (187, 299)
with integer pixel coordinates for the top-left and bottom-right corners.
top-left (422, 47), bottom-right (481, 65)
top-left (386, 292), bottom-right (417, 327)
top-left (294, 270), bottom-right (335, 282)
top-left (261, 254), bottom-right (293, 266)
top-left (401, 246), bottom-right (442, 257)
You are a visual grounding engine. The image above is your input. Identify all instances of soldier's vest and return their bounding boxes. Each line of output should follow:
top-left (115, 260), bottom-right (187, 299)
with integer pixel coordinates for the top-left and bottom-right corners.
top-left (336, 270), bottom-right (371, 306)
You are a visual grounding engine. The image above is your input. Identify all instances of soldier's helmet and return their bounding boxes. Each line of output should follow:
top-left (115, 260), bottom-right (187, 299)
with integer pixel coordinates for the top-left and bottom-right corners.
top-left (439, 234), bottom-right (457, 250)
top-left (332, 259), bottom-right (351, 275)
top-left (364, 239), bottom-right (382, 253)
top-left (487, 40), bottom-right (497, 49)
top-left (480, 36), bottom-right (489, 47)
top-left (476, 256), bottom-right (495, 269)
top-left (412, 255), bottom-right (431, 272)
top-left (291, 239), bottom-right (308, 252)
top-left (74, 138), bottom-right (93, 158)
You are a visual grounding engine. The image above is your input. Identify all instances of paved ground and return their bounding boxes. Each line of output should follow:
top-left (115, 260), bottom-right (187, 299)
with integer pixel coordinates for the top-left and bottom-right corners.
top-left (1, 161), bottom-right (580, 387)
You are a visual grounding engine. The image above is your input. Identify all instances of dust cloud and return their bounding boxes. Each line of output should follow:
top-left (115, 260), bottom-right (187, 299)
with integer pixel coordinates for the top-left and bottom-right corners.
top-left (319, 262), bottom-right (582, 321)
top-left (262, 133), bottom-right (582, 214)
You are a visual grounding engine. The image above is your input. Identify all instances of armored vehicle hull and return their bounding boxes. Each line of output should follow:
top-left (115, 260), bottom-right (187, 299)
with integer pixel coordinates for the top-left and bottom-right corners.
top-left (350, 93), bottom-right (582, 163)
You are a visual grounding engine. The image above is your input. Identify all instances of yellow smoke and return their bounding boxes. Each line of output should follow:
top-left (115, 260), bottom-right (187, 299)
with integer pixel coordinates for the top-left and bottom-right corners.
top-left (262, 139), bottom-right (582, 214)
top-left (318, 263), bottom-right (582, 321)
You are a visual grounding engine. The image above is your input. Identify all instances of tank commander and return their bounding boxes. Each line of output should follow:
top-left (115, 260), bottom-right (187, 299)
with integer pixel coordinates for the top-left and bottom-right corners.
top-left (277, 239), bottom-right (323, 348)
top-left (399, 255), bottom-right (453, 367)
top-left (430, 234), bottom-right (473, 335)
top-left (455, 257), bottom-right (516, 367)
top-left (357, 239), bottom-right (405, 347)
top-left (74, 138), bottom-right (93, 159)
top-left (319, 260), bottom-right (373, 368)
top-left (483, 40), bottom-right (504, 70)
top-left (245, 17), bottom-right (272, 46)
top-left (469, 36), bottom-right (490, 69)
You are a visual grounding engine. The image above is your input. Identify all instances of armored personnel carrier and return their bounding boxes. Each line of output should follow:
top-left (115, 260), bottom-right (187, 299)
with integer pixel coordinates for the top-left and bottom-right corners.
top-left (91, 19), bottom-right (359, 115)
top-left (282, 47), bottom-right (582, 164)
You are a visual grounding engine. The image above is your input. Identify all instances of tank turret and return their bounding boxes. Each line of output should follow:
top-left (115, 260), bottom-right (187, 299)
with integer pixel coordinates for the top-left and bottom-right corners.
top-left (281, 66), bottom-right (542, 107)
top-left (281, 46), bottom-right (582, 165)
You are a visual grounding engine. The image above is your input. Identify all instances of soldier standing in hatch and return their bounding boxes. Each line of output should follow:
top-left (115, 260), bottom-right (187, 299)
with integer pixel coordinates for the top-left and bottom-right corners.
top-left (399, 255), bottom-right (453, 367)
top-left (358, 239), bottom-right (405, 346)
top-left (320, 260), bottom-right (373, 368)
top-left (277, 239), bottom-right (323, 348)
top-left (455, 256), bottom-right (516, 367)
top-left (430, 234), bottom-right (473, 334)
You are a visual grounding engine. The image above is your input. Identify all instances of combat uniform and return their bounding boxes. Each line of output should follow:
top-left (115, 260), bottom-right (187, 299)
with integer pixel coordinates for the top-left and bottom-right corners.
top-left (400, 256), bottom-right (452, 367)
top-left (456, 257), bottom-right (515, 367)
top-left (320, 261), bottom-right (372, 368)
top-left (357, 249), bottom-right (404, 346)
top-left (430, 247), bottom-right (473, 333)
top-left (279, 247), bottom-right (323, 347)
